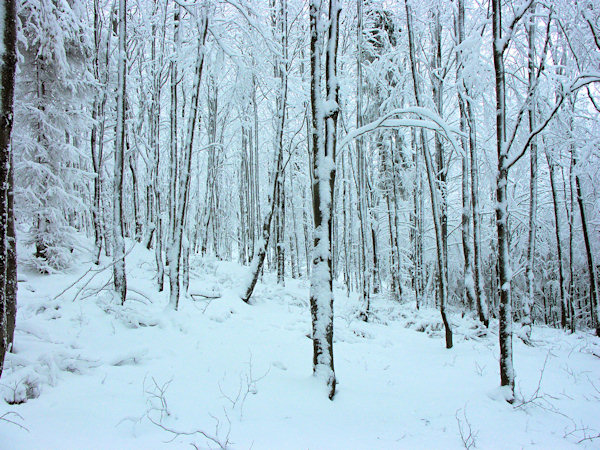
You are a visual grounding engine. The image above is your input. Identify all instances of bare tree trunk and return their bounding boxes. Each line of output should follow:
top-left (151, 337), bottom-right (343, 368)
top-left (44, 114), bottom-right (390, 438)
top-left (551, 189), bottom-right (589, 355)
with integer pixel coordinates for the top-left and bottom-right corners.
top-left (113, 0), bottom-right (128, 305)
top-left (0, 0), bottom-right (17, 378)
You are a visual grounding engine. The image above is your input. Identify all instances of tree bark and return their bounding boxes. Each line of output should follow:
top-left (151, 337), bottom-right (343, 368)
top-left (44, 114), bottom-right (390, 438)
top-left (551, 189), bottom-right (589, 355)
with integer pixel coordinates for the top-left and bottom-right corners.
top-left (113, 0), bottom-right (128, 305)
top-left (168, 12), bottom-right (208, 310)
top-left (309, 0), bottom-right (340, 400)
top-left (522, 10), bottom-right (537, 341)
top-left (456, 0), bottom-right (476, 314)
top-left (0, 0), bottom-right (18, 378)
top-left (406, 0), bottom-right (452, 348)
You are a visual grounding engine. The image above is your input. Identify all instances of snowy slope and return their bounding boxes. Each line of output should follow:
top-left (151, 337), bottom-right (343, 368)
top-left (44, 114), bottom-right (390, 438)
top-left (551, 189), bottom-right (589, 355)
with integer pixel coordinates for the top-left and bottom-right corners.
top-left (1, 239), bottom-right (600, 449)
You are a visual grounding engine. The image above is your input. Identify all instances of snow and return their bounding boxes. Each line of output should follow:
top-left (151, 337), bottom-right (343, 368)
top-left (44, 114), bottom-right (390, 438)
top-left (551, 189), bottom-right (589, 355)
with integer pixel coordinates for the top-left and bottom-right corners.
top-left (2, 236), bottom-right (600, 449)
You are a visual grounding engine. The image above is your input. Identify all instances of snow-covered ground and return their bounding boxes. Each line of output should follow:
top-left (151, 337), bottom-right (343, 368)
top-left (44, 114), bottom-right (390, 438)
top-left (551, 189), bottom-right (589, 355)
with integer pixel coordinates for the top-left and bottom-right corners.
top-left (2, 238), bottom-right (600, 449)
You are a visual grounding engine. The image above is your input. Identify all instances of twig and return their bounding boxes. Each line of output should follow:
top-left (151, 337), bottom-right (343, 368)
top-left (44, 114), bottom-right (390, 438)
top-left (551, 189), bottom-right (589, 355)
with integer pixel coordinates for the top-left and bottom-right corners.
top-left (53, 243), bottom-right (135, 301)
top-left (0, 411), bottom-right (29, 432)
top-left (514, 351), bottom-right (551, 409)
top-left (456, 407), bottom-right (477, 449)
top-left (147, 415), bottom-right (230, 449)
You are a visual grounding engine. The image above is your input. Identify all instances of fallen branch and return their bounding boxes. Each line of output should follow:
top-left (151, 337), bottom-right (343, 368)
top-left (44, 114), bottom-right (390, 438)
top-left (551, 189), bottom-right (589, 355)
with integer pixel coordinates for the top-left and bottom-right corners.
top-left (190, 293), bottom-right (222, 300)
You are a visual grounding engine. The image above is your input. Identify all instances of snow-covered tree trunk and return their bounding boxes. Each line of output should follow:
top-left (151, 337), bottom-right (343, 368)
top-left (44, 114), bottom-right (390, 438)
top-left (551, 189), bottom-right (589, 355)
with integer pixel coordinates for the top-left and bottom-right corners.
top-left (491, 0), bottom-right (534, 399)
top-left (240, 0), bottom-right (288, 303)
top-left (167, 4), bottom-right (180, 264)
top-left (406, 0), bottom-right (452, 348)
top-left (241, 155), bottom-right (283, 303)
top-left (168, 11), bottom-right (208, 310)
top-left (309, 0), bottom-right (340, 400)
top-left (113, 0), bottom-right (128, 305)
top-left (356, 0), bottom-right (371, 320)
top-left (0, 0), bottom-right (17, 378)
top-left (149, 3), bottom-right (164, 291)
top-left (273, 0), bottom-right (288, 286)
top-left (468, 99), bottom-right (489, 326)
top-left (574, 146), bottom-right (600, 335)
top-left (128, 152), bottom-right (142, 242)
top-left (410, 129), bottom-right (424, 308)
top-left (456, 0), bottom-right (476, 314)
top-left (91, 0), bottom-right (109, 264)
top-left (545, 146), bottom-right (568, 330)
top-left (431, 6), bottom-right (448, 288)
top-left (522, 10), bottom-right (537, 342)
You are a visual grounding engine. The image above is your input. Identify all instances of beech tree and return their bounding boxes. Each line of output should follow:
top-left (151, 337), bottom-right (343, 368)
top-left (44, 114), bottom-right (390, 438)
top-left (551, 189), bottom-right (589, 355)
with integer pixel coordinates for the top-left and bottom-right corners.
top-left (308, 0), bottom-right (341, 400)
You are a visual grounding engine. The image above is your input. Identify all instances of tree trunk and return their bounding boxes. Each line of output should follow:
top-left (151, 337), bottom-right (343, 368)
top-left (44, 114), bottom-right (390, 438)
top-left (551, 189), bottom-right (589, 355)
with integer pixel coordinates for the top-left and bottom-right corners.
top-left (309, 0), bottom-right (339, 399)
top-left (406, 0), bottom-right (452, 348)
top-left (0, 0), bottom-right (18, 378)
top-left (113, 0), bottom-right (127, 305)
top-left (522, 10), bottom-right (537, 341)
top-left (456, 0), bottom-right (476, 313)
top-left (168, 12), bottom-right (208, 310)
top-left (574, 152), bottom-right (600, 335)
top-left (545, 147), bottom-right (568, 330)
top-left (356, 0), bottom-right (371, 320)
top-left (241, 157), bottom-right (283, 302)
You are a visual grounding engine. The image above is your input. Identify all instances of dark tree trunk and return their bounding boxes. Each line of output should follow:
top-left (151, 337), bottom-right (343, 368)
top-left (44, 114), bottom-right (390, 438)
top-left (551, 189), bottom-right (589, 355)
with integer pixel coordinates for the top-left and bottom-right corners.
top-left (0, 0), bottom-right (18, 378)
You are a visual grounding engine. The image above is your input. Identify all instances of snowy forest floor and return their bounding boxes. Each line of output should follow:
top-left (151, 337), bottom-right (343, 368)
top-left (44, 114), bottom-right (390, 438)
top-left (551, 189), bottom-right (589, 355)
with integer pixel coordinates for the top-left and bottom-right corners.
top-left (1, 236), bottom-right (600, 449)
